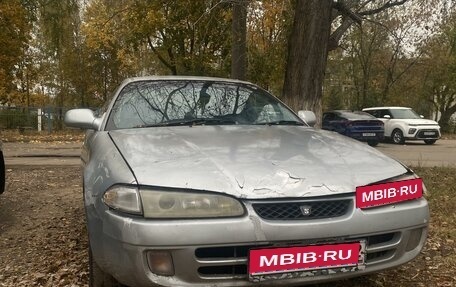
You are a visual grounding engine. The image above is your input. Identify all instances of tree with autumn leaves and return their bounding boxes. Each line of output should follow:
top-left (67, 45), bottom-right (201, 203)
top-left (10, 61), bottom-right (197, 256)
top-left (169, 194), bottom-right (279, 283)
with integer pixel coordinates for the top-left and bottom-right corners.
top-left (420, 15), bottom-right (456, 132)
top-left (0, 0), bottom-right (30, 105)
top-left (1, 0), bottom-right (456, 131)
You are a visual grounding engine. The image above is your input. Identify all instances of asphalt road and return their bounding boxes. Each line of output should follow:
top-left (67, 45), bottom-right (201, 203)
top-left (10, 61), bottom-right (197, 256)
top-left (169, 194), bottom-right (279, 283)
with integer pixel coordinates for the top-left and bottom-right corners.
top-left (3, 139), bottom-right (456, 167)
top-left (375, 139), bottom-right (456, 167)
top-left (3, 142), bottom-right (82, 166)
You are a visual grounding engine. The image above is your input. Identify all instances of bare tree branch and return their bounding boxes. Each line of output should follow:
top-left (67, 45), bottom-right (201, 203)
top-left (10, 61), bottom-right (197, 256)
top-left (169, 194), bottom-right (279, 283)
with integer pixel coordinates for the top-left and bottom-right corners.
top-left (146, 36), bottom-right (176, 74)
top-left (328, 18), bottom-right (355, 51)
top-left (333, 1), bottom-right (362, 24)
top-left (329, 0), bottom-right (409, 51)
top-left (359, 0), bottom-right (409, 16)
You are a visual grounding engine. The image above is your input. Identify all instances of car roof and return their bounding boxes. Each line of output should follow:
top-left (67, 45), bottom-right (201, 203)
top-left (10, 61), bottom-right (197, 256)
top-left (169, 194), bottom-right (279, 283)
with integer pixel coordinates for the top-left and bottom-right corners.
top-left (325, 110), bottom-right (372, 114)
top-left (362, 107), bottom-right (411, 111)
top-left (120, 75), bottom-right (254, 86)
top-left (325, 110), bottom-right (376, 119)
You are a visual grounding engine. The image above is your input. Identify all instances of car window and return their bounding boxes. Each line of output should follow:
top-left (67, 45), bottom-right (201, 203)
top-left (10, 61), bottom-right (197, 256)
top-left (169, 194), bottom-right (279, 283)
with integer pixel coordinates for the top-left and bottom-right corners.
top-left (389, 109), bottom-right (421, 119)
top-left (322, 113), bottom-right (335, 122)
top-left (370, 109), bottom-right (391, 118)
top-left (382, 110), bottom-right (393, 118)
top-left (339, 111), bottom-right (375, 120)
top-left (105, 80), bottom-right (301, 130)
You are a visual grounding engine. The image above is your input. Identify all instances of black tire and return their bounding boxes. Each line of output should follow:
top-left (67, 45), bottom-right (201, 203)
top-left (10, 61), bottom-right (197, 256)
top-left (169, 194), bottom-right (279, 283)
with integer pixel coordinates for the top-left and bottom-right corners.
top-left (391, 129), bottom-right (405, 145)
top-left (89, 247), bottom-right (123, 287)
top-left (367, 140), bottom-right (379, 147)
top-left (424, 139), bottom-right (437, 145)
top-left (0, 151), bottom-right (5, 194)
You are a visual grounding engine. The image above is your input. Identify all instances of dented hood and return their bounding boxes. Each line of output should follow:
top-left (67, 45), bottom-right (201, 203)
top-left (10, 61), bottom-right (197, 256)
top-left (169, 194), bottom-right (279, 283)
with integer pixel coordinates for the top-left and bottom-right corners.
top-left (109, 126), bottom-right (407, 199)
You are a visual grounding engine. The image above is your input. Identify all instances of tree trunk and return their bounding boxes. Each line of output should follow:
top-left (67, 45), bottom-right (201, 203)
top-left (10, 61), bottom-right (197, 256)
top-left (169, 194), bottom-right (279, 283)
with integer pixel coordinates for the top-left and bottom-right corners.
top-left (231, 0), bottom-right (247, 80)
top-left (282, 0), bottom-right (333, 127)
top-left (438, 104), bottom-right (456, 133)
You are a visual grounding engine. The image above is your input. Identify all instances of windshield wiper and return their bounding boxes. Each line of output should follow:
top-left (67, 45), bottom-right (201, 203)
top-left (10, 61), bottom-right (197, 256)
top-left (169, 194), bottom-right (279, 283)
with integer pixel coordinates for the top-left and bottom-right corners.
top-left (136, 118), bottom-right (237, 128)
top-left (255, 120), bottom-right (304, 126)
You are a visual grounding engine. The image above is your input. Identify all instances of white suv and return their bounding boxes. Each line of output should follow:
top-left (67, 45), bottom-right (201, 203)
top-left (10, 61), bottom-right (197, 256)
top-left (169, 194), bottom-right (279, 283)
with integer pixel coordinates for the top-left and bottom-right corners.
top-left (362, 107), bottom-right (441, 145)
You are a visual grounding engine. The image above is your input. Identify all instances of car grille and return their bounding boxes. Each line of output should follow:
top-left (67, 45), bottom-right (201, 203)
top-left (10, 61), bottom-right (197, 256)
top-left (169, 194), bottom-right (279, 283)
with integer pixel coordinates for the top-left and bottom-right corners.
top-left (194, 232), bottom-right (398, 279)
top-left (416, 129), bottom-right (439, 139)
top-left (252, 199), bottom-right (351, 220)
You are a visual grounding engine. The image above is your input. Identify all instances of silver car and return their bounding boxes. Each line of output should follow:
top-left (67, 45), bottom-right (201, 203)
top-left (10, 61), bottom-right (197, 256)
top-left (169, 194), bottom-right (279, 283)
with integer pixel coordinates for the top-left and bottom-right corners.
top-left (65, 76), bottom-right (429, 287)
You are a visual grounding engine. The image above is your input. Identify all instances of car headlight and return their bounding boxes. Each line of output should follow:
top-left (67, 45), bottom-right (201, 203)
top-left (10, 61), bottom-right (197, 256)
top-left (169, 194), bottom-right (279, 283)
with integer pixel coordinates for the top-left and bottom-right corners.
top-left (140, 189), bottom-right (245, 218)
top-left (103, 186), bottom-right (245, 218)
top-left (103, 185), bottom-right (142, 214)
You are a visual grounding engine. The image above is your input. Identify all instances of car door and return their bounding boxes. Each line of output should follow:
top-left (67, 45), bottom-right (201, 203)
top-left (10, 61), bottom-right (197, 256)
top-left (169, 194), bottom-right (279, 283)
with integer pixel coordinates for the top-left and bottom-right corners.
top-left (322, 113), bottom-right (336, 131)
top-left (377, 110), bottom-right (394, 136)
top-left (367, 109), bottom-right (393, 137)
top-left (322, 112), bottom-right (347, 133)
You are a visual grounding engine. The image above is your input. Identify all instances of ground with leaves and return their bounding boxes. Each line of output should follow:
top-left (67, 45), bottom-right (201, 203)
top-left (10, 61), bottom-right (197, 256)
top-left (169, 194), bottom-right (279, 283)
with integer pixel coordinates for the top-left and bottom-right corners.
top-left (0, 165), bottom-right (454, 287)
top-left (1, 130), bottom-right (85, 143)
top-left (0, 167), bottom-right (87, 287)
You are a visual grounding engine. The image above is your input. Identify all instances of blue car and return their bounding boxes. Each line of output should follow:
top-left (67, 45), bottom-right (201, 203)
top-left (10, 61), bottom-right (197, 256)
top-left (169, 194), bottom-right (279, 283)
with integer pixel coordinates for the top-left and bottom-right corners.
top-left (322, 110), bottom-right (384, 146)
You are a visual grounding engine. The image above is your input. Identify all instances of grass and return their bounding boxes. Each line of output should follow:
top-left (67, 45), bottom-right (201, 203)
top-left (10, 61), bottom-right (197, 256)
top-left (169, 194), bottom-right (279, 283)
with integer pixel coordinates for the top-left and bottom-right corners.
top-left (441, 133), bottom-right (456, 140)
top-left (414, 167), bottom-right (456, 242)
top-left (377, 166), bottom-right (456, 286)
top-left (315, 166), bottom-right (456, 287)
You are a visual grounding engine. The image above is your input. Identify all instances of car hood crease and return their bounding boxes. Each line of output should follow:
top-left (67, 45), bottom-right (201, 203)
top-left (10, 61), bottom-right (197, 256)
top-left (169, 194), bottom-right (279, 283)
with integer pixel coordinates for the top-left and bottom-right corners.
top-left (109, 126), bottom-right (407, 199)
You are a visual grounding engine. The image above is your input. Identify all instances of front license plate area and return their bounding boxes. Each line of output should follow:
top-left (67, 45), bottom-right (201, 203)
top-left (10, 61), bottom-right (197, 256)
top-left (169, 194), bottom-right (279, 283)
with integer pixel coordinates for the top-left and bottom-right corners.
top-left (248, 241), bottom-right (365, 282)
top-left (362, 132), bottom-right (376, 137)
top-left (424, 132), bottom-right (435, 136)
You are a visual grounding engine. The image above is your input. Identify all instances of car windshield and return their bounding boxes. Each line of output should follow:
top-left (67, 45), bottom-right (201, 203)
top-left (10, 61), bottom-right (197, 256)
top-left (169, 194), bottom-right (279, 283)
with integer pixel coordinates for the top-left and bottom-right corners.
top-left (106, 80), bottom-right (302, 130)
top-left (390, 109), bottom-right (421, 119)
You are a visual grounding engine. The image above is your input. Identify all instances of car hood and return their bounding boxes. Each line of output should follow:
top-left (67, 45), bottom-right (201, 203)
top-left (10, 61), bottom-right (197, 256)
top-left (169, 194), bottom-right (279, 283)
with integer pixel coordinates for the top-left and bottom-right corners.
top-left (398, 119), bottom-right (439, 126)
top-left (109, 126), bottom-right (407, 199)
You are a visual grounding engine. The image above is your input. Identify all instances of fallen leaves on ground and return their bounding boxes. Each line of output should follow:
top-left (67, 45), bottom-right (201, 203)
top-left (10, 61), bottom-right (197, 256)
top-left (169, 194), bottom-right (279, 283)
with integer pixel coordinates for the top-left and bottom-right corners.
top-left (0, 167), bottom-right (88, 287)
top-left (0, 166), bottom-right (454, 287)
top-left (1, 130), bottom-right (84, 143)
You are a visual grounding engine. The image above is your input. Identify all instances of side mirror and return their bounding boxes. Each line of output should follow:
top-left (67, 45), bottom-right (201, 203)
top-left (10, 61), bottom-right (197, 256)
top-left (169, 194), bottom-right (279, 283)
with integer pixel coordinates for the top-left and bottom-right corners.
top-left (298, 110), bottom-right (317, 127)
top-left (64, 109), bottom-right (102, 130)
top-left (383, 115), bottom-right (391, 119)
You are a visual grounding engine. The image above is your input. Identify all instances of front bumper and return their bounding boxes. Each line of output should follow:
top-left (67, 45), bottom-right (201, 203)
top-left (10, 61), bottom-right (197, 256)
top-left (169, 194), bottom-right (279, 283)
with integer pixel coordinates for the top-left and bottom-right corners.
top-left (344, 128), bottom-right (385, 142)
top-left (348, 133), bottom-right (384, 142)
top-left (405, 128), bottom-right (441, 140)
top-left (88, 197), bottom-right (429, 287)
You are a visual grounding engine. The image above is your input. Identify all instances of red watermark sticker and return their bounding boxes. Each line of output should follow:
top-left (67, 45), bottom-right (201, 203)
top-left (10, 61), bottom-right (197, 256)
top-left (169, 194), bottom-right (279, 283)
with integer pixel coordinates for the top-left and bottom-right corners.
top-left (356, 178), bottom-right (423, 209)
top-left (248, 242), bottom-right (360, 275)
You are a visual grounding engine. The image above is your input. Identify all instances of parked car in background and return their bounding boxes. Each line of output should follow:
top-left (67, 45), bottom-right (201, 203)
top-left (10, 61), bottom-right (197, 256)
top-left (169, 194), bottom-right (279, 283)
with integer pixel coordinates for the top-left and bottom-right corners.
top-left (362, 107), bottom-right (441, 145)
top-left (65, 76), bottom-right (429, 287)
top-left (322, 110), bottom-right (384, 146)
top-left (0, 140), bottom-right (4, 194)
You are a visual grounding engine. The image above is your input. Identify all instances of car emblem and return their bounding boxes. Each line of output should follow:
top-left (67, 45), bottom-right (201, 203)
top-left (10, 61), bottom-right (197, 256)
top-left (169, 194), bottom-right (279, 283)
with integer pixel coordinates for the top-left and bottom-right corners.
top-left (300, 205), bottom-right (312, 216)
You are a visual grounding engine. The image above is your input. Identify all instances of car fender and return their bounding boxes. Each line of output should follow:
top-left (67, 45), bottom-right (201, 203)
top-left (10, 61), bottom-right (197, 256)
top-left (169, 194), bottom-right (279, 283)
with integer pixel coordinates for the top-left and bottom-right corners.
top-left (384, 120), bottom-right (406, 137)
top-left (82, 131), bottom-right (137, 267)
